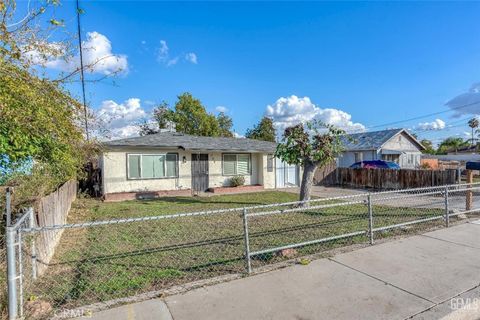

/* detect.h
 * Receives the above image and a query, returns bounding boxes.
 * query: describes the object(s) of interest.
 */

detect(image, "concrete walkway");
[80,222,480,320]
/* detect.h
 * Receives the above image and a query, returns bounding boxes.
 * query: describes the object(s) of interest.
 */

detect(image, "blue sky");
[22,1,480,143]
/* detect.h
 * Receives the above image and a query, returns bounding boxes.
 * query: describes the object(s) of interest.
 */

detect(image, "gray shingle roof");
[341,128,412,151]
[104,132,277,153]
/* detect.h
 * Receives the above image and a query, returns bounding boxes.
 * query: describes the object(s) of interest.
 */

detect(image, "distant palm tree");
[468,118,479,146]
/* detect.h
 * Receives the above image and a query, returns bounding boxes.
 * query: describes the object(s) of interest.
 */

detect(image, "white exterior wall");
[383,133,422,169]
[256,154,276,189]
[101,149,275,194]
[397,152,422,169]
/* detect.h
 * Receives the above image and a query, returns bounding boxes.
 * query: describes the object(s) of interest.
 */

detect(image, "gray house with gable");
[338,128,425,169]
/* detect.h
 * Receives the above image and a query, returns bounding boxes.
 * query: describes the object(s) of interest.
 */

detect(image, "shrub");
[230,175,245,187]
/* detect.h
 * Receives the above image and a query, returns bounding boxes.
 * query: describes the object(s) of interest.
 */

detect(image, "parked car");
[350,160,401,169]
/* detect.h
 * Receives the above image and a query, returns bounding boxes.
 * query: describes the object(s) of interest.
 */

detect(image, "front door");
[191,154,209,192]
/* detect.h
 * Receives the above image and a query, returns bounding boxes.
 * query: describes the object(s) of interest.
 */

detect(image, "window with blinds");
[127,153,178,179]
[222,154,251,176]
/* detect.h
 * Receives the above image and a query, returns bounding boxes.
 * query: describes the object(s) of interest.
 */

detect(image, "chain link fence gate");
[4,182,480,319]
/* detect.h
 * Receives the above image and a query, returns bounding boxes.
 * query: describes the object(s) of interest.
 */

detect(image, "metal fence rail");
[3,182,480,319]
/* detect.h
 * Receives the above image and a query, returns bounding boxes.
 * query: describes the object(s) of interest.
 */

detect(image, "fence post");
[6,226,18,320]
[29,208,37,280]
[444,185,450,228]
[242,208,252,274]
[6,187,12,226]
[367,194,374,245]
[466,169,473,211]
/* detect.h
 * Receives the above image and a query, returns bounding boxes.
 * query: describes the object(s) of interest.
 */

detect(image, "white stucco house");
[338,128,425,168]
[100,131,300,201]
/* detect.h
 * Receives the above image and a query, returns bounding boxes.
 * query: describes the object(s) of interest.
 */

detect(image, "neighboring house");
[338,128,425,169]
[446,145,479,155]
[100,131,300,201]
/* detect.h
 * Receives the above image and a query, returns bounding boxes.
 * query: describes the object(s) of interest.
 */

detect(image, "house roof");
[341,128,425,151]
[104,132,277,153]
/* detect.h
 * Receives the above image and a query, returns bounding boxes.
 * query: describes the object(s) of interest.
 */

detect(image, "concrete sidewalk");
[81,222,480,320]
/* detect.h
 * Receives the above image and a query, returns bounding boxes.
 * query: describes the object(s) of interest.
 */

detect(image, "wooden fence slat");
[320,168,457,190]
[34,180,77,276]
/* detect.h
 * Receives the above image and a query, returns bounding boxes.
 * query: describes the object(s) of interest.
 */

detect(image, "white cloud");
[158,40,169,58]
[265,95,365,134]
[446,83,480,117]
[233,132,245,138]
[216,106,228,113]
[157,40,179,67]
[28,32,128,75]
[97,98,147,139]
[416,118,446,131]
[185,52,198,64]
[157,40,197,67]
[167,57,179,67]
[109,125,141,139]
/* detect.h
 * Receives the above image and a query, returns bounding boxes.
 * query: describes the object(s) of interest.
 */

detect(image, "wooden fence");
[320,168,458,190]
[313,161,337,185]
[35,180,77,275]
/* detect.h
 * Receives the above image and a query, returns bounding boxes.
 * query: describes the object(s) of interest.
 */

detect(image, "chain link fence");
[3,182,480,319]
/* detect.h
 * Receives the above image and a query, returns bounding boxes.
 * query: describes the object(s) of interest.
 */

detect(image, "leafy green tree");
[217,112,234,137]
[437,137,468,154]
[0,62,92,203]
[245,117,276,142]
[142,93,234,137]
[275,121,345,204]
[153,101,174,129]
[420,139,436,154]
[172,93,220,136]
[138,101,175,136]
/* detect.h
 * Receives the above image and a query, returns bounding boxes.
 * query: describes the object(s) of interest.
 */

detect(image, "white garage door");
[276,159,299,188]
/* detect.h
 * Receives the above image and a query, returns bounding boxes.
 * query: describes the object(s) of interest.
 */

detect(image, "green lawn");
[27,191,448,317]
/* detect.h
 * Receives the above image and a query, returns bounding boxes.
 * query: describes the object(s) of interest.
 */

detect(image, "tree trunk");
[299,161,317,206]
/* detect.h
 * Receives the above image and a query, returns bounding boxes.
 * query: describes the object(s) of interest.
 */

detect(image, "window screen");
[128,154,177,179]
[142,155,165,178]
[128,155,141,178]
[223,154,251,175]
[237,154,250,175]
[166,154,177,177]
[223,154,237,175]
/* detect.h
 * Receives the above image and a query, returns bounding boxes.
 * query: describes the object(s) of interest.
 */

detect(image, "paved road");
[80,222,480,320]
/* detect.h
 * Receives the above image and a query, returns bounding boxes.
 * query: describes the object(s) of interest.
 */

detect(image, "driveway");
[81,222,480,320]
[283,185,480,212]
[279,185,367,198]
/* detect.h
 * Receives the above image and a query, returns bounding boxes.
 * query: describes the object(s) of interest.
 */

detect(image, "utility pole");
[76,0,89,141]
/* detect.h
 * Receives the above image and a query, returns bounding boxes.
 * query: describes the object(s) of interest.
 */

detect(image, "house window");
[267,154,274,172]
[223,154,251,175]
[354,152,363,163]
[382,154,400,163]
[127,153,178,179]
[407,154,415,165]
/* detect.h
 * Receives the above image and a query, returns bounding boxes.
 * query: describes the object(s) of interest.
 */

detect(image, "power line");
[365,100,480,130]
[76,0,89,141]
